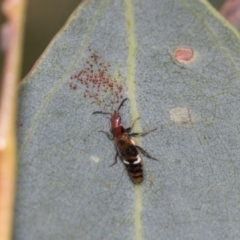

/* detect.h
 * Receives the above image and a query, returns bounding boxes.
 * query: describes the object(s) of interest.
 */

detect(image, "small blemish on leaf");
[173,47,195,63]
[169,107,191,123]
[90,155,101,163]
[148,175,153,188]
[17,122,23,127]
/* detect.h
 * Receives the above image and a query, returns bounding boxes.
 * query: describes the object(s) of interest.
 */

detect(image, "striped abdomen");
[124,156,143,184]
[117,138,143,184]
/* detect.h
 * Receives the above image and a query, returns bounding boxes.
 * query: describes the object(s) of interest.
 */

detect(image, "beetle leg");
[127,127,157,137]
[99,130,114,140]
[136,145,158,161]
[125,117,140,133]
[109,151,119,167]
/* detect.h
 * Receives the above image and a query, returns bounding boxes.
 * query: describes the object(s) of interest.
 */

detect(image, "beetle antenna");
[92,111,111,115]
[118,98,128,111]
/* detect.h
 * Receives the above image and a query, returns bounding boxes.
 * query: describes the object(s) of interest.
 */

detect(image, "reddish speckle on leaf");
[173,47,195,63]
[68,50,124,105]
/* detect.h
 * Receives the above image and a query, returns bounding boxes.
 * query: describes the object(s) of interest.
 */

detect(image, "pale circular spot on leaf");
[169,107,191,123]
[90,155,101,163]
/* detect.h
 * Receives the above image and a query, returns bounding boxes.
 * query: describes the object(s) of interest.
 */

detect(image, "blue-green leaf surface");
[15,0,240,239]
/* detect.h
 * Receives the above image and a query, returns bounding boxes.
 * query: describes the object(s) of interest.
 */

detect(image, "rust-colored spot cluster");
[69,49,123,105]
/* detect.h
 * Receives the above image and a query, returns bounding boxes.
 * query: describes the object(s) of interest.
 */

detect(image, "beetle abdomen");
[125,158,143,183]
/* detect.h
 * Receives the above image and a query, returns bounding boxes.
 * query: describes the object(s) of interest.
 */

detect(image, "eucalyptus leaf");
[15,0,240,239]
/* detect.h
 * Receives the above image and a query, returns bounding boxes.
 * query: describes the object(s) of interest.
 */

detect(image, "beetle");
[93,98,157,183]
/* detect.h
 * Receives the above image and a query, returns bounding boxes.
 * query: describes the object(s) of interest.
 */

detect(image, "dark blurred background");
[0,0,225,80]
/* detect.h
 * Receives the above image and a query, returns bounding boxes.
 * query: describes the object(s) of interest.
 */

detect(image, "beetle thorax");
[110,111,121,129]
